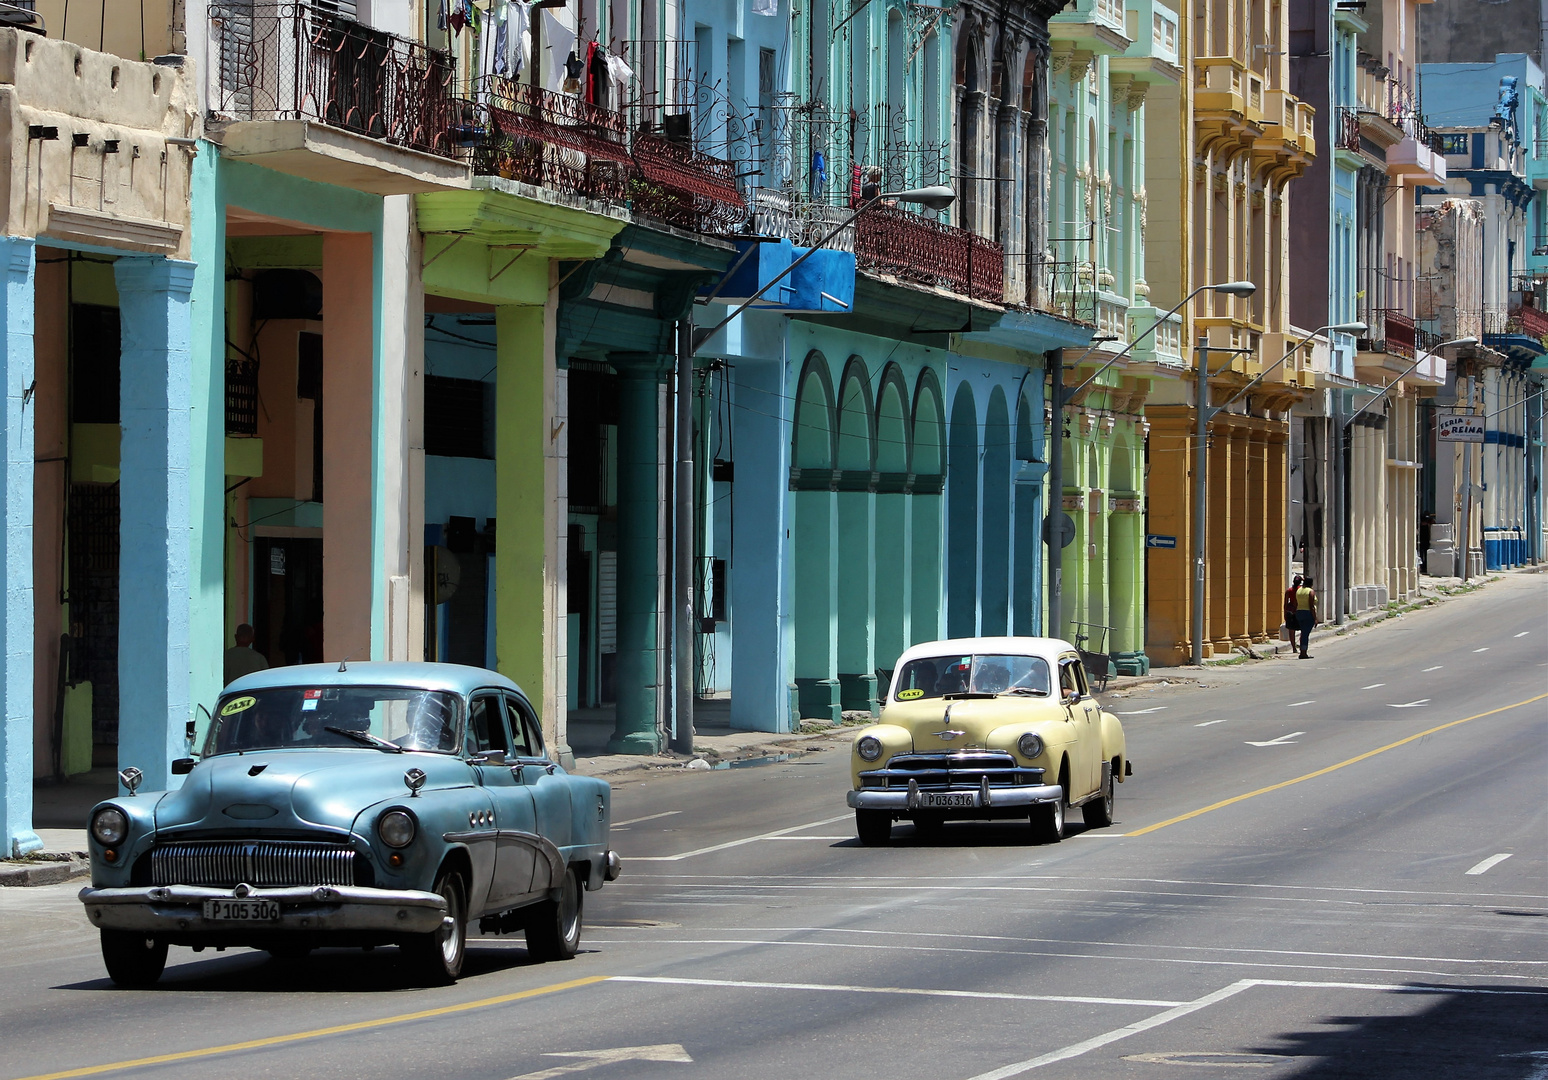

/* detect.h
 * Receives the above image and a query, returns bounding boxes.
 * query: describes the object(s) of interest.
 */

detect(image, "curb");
[0,856,89,888]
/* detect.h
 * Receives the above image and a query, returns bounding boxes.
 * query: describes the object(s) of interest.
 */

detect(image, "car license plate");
[202,899,281,921]
[918,792,977,809]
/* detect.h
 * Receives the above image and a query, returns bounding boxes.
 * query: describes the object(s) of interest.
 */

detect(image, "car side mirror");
[473,750,506,765]
[171,757,196,775]
[1063,689,1081,706]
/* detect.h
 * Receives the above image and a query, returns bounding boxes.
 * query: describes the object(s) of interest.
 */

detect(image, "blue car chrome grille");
[859,751,1045,790]
[151,841,356,887]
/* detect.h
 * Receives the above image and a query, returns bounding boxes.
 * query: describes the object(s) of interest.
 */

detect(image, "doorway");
[253,537,324,668]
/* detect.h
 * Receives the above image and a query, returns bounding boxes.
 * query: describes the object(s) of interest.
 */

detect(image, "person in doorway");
[1293,578,1319,659]
[224,623,269,686]
[1282,573,1303,635]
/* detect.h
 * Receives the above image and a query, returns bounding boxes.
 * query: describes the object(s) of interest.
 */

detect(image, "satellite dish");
[432,547,461,604]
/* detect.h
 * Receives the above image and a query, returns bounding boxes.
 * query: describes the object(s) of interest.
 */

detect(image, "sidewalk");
[5,565,1538,882]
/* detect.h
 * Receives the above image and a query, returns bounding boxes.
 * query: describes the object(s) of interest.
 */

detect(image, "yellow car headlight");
[1017,732,1044,759]
[856,735,884,762]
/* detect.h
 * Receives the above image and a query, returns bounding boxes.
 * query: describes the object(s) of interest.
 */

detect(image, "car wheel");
[1031,796,1065,844]
[101,930,168,988]
[525,866,583,962]
[855,809,892,846]
[403,868,467,985]
[1083,762,1115,829]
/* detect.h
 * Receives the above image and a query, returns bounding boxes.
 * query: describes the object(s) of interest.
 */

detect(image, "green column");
[609,353,671,754]
[1110,511,1148,675]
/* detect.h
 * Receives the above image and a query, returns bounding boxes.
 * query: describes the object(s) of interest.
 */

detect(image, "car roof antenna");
[338,653,354,673]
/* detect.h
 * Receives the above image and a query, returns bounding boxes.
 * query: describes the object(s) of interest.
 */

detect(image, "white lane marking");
[1196,719,1230,727]
[1386,700,1431,709]
[1119,707,1169,715]
[509,1046,693,1080]
[965,980,1259,1078]
[764,836,851,841]
[1246,732,1304,747]
[1361,684,1385,690]
[1123,1052,1291,1068]
[964,981,1548,1079]
[1516,631,1532,638]
[609,975,1184,1009]
[1474,648,1490,653]
[1466,853,1514,876]
[627,814,852,861]
[612,811,683,828]
[1422,665,1443,672]
[1286,701,1314,708]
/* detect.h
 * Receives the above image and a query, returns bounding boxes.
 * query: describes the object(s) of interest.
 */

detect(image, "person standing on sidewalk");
[1293,578,1319,659]
[1283,574,1303,640]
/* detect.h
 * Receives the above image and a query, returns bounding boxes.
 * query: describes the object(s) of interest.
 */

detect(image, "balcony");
[629,133,746,235]
[1114,0,1181,83]
[1194,58,1264,156]
[855,206,1004,304]
[206,2,469,193]
[1386,133,1446,185]
[472,76,633,203]
[1051,0,1133,54]
[1252,90,1314,177]
[1124,304,1185,369]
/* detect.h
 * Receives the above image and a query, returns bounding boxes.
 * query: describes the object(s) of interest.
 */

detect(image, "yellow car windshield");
[892,654,1051,700]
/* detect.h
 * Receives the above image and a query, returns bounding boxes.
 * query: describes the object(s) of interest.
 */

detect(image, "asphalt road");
[2,574,1544,1080]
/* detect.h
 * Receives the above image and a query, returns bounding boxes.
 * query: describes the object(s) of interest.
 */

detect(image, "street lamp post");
[671,185,957,751]
[1335,336,1476,613]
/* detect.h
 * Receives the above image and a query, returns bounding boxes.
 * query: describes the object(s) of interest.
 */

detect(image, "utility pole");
[1460,366,1476,582]
[1046,348,1064,639]
[671,317,695,755]
[1190,342,1210,666]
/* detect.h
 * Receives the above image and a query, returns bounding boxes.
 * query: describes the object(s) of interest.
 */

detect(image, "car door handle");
[510,764,524,782]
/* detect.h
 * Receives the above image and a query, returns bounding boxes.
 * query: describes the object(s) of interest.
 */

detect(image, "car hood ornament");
[934,729,966,741]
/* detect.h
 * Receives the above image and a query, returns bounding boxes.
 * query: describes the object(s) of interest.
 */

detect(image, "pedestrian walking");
[1293,578,1318,659]
[223,623,269,686]
[1282,573,1303,640]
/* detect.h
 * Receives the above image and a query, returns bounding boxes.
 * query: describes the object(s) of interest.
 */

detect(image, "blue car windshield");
[204,686,462,756]
[892,654,1051,700]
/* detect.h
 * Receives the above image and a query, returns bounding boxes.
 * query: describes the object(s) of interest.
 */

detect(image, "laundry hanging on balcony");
[541,9,577,93]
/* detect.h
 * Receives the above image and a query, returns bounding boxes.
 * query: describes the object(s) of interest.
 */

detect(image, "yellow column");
[1143,407,1192,666]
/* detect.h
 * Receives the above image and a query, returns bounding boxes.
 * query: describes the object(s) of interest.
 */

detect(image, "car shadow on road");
[828,820,1107,847]
[53,941,571,993]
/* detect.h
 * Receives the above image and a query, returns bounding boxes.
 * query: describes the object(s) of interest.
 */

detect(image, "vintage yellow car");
[845,637,1129,844]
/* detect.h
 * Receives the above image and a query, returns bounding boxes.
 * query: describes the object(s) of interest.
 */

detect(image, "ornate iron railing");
[207,2,460,159]
[472,75,632,201]
[1509,303,1548,339]
[1337,107,1362,153]
[630,132,746,234]
[855,205,1004,303]
[1380,309,1416,359]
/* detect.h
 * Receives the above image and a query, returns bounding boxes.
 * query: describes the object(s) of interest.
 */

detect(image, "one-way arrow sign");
[1145,534,1177,549]
[507,1045,693,1080]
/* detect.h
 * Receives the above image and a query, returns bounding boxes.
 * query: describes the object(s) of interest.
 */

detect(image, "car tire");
[855,809,892,846]
[1031,796,1065,844]
[525,866,583,962]
[1083,763,1115,829]
[101,930,168,988]
[403,869,467,985]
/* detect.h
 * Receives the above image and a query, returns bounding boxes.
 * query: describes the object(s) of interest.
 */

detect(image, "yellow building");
[1143,0,1316,665]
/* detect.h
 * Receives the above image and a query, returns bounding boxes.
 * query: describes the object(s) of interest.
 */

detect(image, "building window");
[425,375,492,459]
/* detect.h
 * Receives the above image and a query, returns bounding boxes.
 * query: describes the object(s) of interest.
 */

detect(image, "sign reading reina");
[1436,413,1484,443]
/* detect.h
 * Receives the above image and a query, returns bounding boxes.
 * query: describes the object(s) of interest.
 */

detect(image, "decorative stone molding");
[1233,180,1247,200]
[1250,188,1265,210]
[1194,162,1208,184]
[1211,172,1228,193]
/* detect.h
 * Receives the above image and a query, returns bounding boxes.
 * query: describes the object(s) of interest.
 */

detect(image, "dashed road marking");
[1196,719,1230,727]
[1287,700,1313,707]
[609,975,1185,1009]
[612,811,683,827]
[1245,732,1303,747]
[628,815,853,861]
[1422,665,1443,672]
[1516,631,1532,638]
[1386,700,1431,709]
[1361,683,1385,690]
[1466,853,1514,876]
[1474,648,1490,653]
[1119,707,1169,715]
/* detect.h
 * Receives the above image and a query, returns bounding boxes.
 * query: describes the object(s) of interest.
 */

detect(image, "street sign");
[1145,534,1177,549]
[1043,511,1076,549]
[1437,413,1484,443]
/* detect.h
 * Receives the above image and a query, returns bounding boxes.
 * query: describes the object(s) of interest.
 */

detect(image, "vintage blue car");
[78,662,620,987]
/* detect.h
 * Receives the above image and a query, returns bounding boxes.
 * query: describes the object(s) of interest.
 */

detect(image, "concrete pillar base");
[607,730,663,756]
[1112,651,1150,677]
[837,673,878,715]
[795,677,842,723]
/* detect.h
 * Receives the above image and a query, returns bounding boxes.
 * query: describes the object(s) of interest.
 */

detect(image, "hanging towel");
[584,40,599,102]
[508,0,531,78]
[604,51,633,88]
[493,4,510,75]
[541,9,576,93]
[850,162,862,208]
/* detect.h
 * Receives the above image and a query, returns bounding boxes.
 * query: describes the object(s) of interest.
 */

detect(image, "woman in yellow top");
[1293,578,1319,659]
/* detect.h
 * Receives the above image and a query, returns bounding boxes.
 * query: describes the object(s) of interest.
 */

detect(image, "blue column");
[0,237,38,856]
[115,258,197,793]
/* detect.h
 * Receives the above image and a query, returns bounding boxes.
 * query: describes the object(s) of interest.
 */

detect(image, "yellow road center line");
[1126,693,1548,837]
[11,975,610,1080]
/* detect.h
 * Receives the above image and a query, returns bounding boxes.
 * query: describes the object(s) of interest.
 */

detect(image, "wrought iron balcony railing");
[1510,303,1548,339]
[208,2,460,159]
[471,75,632,201]
[629,132,746,234]
[855,205,1004,304]
[1381,309,1416,359]
[1337,107,1361,153]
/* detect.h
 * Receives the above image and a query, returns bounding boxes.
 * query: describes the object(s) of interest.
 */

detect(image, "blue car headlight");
[91,807,128,847]
[377,809,417,849]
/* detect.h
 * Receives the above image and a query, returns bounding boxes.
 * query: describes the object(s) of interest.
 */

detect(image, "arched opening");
[835,359,876,712]
[791,354,838,720]
[946,384,980,637]
[980,387,1011,635]
[875,366,911,677]
[910,371,945,643]
[1012,388,1043,634]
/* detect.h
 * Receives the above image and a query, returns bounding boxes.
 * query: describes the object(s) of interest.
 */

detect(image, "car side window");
[1073,661,1091,697]
[1059,660,1081,700]
[465,694,509,756]
[505,693,546,759]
